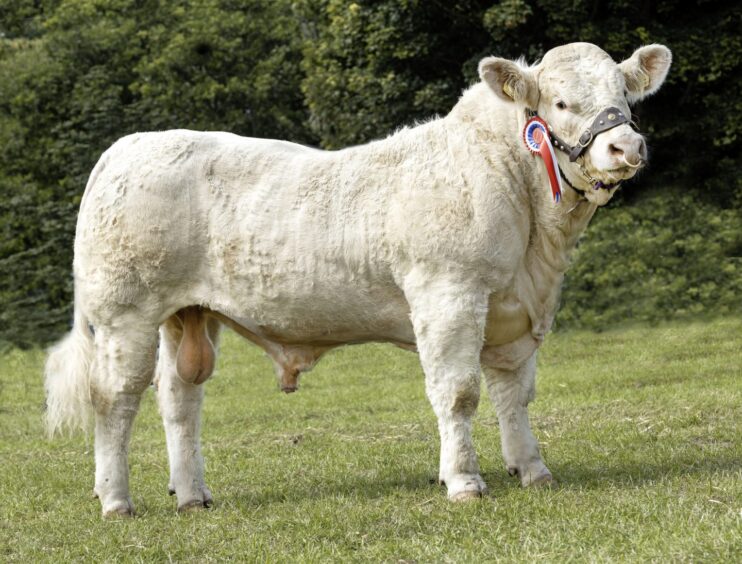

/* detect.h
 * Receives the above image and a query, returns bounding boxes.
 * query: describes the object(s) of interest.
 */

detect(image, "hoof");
[507,462,555,488]
[519,466,556,488]
[528,471,557,488]
[177,498,213,513]
[170,484,213,510]
[444,473,488,501]
[450,490,484,502]
[102,500,135,519]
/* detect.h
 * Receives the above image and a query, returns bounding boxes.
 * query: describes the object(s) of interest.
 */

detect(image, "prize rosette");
[523,116,563,203]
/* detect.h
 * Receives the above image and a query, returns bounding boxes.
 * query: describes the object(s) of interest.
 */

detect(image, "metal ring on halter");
[577,130,593,148]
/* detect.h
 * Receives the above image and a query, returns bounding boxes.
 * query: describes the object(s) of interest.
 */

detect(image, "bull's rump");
[73,130,411,342]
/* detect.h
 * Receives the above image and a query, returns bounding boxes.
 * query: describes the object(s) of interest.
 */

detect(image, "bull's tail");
[44,302,95,436]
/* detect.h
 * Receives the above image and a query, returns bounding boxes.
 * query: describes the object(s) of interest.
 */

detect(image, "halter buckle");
[577,130,593,148]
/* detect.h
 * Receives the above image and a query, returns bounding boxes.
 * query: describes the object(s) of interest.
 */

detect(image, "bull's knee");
[451,382,480,416]
[176,307,215,385]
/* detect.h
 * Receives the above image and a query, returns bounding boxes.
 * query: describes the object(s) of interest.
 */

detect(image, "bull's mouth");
[584,162,642,189]
[605,164,642,180]
[591,170,636,190]
[558,153,646,201]
[561,166,623,193]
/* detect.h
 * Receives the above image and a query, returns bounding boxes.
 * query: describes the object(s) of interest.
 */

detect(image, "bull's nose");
[608,136,646,166]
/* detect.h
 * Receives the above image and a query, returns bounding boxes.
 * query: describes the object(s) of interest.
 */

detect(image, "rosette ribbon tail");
[523,117,564,203]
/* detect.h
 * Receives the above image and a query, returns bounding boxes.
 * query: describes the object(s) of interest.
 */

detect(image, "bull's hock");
[44,42,671,516]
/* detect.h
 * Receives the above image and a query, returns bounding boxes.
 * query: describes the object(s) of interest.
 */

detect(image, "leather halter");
[524,106,636,197]
[530,106,633,162]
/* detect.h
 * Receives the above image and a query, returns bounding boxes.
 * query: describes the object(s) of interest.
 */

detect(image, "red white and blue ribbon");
[523,116,563,203]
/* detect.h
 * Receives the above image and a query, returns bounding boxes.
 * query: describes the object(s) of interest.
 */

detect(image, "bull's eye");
[555,100,567,110]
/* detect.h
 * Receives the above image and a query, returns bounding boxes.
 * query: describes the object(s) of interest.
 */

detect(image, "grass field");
[1,318,740,562]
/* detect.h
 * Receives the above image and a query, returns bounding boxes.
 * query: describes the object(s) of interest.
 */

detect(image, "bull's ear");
[479,57,538,108]
[619,44,672,104]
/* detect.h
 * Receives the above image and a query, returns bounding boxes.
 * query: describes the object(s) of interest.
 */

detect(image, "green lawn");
[1,318,740,562]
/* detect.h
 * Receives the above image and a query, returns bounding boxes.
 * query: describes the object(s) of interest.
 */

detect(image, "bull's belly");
[211,277,535,354]
[206,279,416,346]
[213,290,538,375]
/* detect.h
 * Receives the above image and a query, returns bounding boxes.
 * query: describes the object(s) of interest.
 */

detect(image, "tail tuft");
[44,309,94,436]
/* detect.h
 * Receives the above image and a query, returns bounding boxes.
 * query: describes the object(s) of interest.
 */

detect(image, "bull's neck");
[450,84,598,337]
[522,185,596,337]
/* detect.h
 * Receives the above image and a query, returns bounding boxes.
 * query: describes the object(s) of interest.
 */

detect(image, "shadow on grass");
[546,450,741,490]
[224,449,740,509]
[230,470,445,508]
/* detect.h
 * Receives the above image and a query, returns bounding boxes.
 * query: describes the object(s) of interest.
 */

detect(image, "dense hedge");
[559,192,742,329]
[1,1,740,348]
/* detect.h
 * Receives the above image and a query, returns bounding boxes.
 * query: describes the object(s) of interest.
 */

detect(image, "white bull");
[45,42,671,516]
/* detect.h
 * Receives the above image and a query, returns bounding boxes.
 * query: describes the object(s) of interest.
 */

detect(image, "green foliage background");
[1,0,740,348]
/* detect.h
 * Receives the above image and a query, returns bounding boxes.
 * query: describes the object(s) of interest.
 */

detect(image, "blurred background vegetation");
[0,0,740,349]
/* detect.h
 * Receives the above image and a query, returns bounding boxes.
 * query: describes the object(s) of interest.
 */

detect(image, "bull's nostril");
[608,144,624,156]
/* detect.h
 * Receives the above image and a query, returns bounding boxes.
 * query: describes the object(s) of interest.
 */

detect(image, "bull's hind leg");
[155,311,220,511]
[406,275,489,501]
[483,353,553,487]
[92,324,158,517]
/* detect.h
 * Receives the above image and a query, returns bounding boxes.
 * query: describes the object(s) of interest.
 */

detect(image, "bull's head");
[479,42,672,205]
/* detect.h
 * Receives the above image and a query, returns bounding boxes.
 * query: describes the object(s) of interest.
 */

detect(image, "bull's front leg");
[482,353,553,487]
[405,275,489,501]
